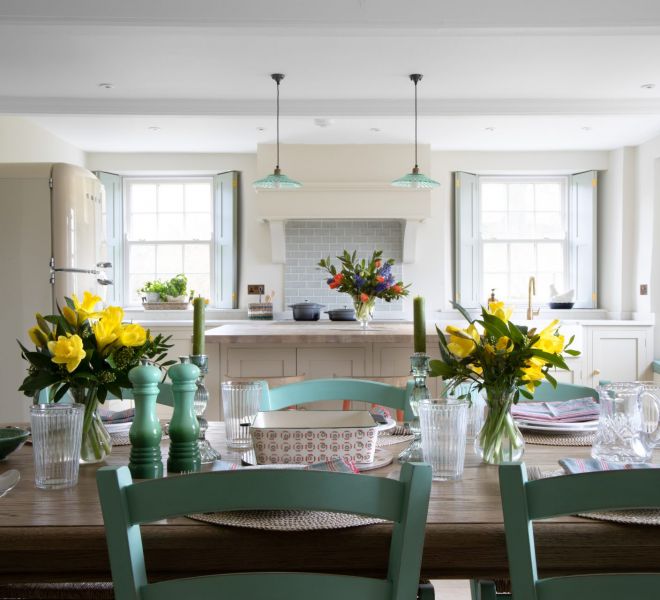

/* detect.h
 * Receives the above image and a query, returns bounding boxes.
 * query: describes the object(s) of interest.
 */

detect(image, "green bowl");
[0,427,29,460]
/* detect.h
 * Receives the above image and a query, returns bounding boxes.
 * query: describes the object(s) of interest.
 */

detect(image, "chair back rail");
[261,378,415,421]
[533,382,598,402]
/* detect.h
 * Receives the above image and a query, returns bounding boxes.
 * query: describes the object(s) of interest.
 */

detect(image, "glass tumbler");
[30,403,84,489]
[419,399,468,480]
[221,381,263,448]
[442,381,485,441]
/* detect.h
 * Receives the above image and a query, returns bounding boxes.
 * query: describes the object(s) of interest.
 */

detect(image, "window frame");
[477,175,570,306]
[122,176,216,308]
[454,171,597,310]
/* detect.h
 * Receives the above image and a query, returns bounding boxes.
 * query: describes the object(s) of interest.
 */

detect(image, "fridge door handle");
[97,278,113,286]
[49,257,99,276]
[97,262,112,268]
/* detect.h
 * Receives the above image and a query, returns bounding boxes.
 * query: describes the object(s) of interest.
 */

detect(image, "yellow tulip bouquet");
[18,291,173,463]
[429,301,578,464]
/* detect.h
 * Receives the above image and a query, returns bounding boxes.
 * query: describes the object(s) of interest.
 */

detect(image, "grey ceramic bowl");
[0,427,29,460]
[549,302,575,309]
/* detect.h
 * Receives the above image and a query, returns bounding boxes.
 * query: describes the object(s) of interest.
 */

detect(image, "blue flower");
[354,274,365,289]
[326,277,334,284]
[375,282,388,293]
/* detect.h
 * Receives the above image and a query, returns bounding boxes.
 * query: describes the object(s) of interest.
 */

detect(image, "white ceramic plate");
[516,421,598,434]
[376,417,396,434]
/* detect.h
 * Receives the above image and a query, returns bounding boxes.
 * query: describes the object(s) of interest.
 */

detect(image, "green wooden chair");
[97,462,433,600]
[494,462,660,600]
[260,378,416,421]
[533,381,598,402]
[36,382,174,406]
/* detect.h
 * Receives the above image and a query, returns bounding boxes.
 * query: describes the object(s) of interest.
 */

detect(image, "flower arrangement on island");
[429,300,579,464]
[318,250,409,327]
[18,291,174,463]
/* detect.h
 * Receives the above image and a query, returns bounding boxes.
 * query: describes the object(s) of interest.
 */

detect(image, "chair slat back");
[533,381,598,402]
[499,463,660,600]
[97,462,431,600]
[261,378,414,420]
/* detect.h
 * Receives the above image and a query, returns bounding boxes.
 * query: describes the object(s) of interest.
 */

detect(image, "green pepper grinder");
[167,357,201,474]
[128,361,163,479]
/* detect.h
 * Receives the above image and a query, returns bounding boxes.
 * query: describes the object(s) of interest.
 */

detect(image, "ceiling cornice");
[4,97,660,117]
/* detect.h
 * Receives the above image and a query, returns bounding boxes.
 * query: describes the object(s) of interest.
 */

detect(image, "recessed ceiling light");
[641,83,656,89]
[485,126,496,131]
[256,126,266,132]
[581,126,592,131]
[98,82,114,89]
[147,126,161,132]
[370,127,381,132]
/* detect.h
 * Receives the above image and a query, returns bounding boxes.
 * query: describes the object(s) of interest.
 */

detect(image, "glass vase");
[474,387,524,465]
[70,386,112,465]
[353,296,376,329]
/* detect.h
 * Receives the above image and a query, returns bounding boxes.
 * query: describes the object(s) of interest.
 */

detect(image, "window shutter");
[94,171,122,306]
[454,171,480,308]
[568,171,597,308]
[214,171,239,308]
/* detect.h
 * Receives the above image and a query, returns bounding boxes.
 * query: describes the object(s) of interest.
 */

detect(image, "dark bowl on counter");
[289,301,325,321]
[325,307,356,321]
[548,302,575,309]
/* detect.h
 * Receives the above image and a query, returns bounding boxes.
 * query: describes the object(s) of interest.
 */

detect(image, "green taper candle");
[413,296,426,353]
[192,296,205,356]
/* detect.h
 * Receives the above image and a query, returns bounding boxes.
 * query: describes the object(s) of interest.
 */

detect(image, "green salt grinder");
[167,357,201,474]
[128,361,163,479]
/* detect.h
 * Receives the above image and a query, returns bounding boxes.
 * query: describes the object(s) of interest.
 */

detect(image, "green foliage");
[139,274,188,301]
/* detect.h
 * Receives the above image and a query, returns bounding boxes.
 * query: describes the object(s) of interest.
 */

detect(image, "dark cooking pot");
[325,307,356,321]
[289,301,325,321]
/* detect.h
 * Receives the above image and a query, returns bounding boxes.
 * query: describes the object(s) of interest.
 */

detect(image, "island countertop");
[204,321,430,344]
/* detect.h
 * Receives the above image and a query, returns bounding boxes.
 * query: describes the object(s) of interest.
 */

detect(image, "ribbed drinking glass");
[419,400,468,480]
[221,381,262,448]
[30,403,84,489]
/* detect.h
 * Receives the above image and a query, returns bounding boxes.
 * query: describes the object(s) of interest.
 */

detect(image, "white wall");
[0,116,85,165]
[85,152,282,311]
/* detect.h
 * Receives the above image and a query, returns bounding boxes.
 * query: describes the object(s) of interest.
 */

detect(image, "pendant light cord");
[276,77,280,170]
[414,77,418,169]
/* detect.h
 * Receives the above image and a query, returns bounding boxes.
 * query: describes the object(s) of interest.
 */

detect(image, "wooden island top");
[204,321,440,345]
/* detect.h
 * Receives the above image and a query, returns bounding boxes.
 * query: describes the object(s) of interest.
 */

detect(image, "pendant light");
[391,74,439,189]
[253,73,302,189]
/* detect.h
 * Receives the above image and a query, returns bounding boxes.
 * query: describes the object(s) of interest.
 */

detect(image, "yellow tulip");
[93,319,119,353]
[532,320,564,354]
[446,324,480,359]
[28,326,48,348]
[486,301,513,323]
[495,336,513,353]
[71,291,102,320]
[521,361,545,392]
[118,324,147,347]
[48,334,86,373]
[62,306,78,326]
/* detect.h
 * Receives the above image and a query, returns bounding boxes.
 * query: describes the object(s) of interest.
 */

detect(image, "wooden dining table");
[0,423,659,585]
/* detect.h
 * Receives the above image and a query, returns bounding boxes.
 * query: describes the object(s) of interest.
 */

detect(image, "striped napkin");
[212,457,359,474]
[99,407,134,424]
[559,458,657,473]
[512,398,599,423]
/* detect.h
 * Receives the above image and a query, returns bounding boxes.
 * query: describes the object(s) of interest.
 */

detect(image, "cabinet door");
[296,346,367,378]
[588,328,650,385]
[227,348,296,378]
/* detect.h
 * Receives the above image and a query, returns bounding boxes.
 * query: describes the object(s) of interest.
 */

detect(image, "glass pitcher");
[636,381,660,448]
[592,383,660,463]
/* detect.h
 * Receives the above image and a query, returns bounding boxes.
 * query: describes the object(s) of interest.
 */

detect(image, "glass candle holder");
[398,352,430,463]
[190,354,221,463]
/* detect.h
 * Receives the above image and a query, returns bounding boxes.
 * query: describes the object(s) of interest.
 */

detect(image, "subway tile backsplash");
[284,220,405,314]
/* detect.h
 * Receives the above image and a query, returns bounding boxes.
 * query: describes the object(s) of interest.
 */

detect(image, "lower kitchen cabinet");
[585,326,653,386]
[296,346,369,378]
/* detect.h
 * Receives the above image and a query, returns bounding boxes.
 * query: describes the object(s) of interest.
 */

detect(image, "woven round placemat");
[377,432,415,447]
[531,467,660,526]
[523,431,595,446]
[187,510,387,531]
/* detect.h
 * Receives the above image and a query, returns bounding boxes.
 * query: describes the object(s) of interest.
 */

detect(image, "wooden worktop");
[204,322,440,344]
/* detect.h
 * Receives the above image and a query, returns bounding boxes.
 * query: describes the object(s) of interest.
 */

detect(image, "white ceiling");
[4,0,660,152]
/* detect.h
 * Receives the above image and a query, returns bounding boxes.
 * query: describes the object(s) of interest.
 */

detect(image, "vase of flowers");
[429,301,578,465]
[318,250,409,328]
[18,291,174,464]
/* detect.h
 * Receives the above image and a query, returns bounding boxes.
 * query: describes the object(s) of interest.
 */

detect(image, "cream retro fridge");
[0,163,111,422]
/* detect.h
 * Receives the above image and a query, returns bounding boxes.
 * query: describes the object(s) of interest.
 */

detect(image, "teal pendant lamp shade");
[392,74,439,189]
[254,74,302,189]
